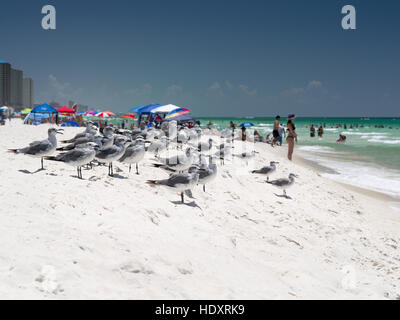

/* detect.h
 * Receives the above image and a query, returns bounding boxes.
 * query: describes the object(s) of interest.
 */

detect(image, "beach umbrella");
[165,107,191,119]
[104,110,116,116]
[240,122,254,128]
[0,106,8,110]
[122,114,136,119]
[95,112,113,118]
[85,110,98,116]
[21,108,32,114]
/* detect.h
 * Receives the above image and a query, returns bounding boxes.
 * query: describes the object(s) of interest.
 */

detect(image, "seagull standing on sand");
[146,136,168,156]
[8,128,64,170]
[153,147,195,172]
[267,173,298,198]
[147,172,200,203]
[190,156,218,192]
[44,142,100,179]
[61,124,97,144]
[95,136,130,176]
[119,138,146,174]
[197,138,214,153]
[252,161,279,181]
[100,127,115,150]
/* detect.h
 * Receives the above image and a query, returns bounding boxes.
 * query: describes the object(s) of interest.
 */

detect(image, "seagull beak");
[56,129,64,134]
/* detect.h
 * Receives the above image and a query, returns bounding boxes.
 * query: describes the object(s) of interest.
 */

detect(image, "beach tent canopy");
[129,105,147,113]
[162,114,194,123]
[57,106,75,114]
[151,104,181,114]
[139,103,163,114]
[0,106,8,110]
[31,104,58,114]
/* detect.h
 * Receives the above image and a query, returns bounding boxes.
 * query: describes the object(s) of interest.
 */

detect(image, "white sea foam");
[342,131,385,136]
[299,146,336,154]
[360,135,387,140]
[368,139,400,144]
[299,148,400,199]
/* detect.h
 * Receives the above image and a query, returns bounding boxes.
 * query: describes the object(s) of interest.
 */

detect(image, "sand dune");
[0,122,399,299]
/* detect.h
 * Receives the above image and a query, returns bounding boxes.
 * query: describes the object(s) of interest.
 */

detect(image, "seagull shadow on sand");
[18,168,45,175]
[170,200,202,210]
[274,193,292,200]
[109,173,128,180]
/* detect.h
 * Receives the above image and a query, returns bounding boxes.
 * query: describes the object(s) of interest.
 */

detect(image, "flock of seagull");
[8,121,298,202]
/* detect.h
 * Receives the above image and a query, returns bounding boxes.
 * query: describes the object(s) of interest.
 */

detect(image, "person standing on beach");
[271,116,281,147]
[286,114,297,161]
[278,123,285,146]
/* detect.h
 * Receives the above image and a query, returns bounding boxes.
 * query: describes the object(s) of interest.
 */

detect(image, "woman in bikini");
[286,114,297,161]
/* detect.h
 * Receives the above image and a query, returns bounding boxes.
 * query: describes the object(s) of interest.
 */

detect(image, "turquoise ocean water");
[197,117,400,201]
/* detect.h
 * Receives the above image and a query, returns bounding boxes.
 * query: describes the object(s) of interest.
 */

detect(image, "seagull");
[44,142,100,179]
[95,136,130,176]
[147,172,200,203]
[100,127,115,150]
[119,139,146,174]
[8,128,64,170]
[153,147,195,172]
[215,142,231,165]
[190,156,217,192]
[146,136,168,156]
[197,138,214,153]
[234,150,257,165]
[252,161,279,181]
[61,124,97,144]
[57,134,99,151]
[267,173,298,198]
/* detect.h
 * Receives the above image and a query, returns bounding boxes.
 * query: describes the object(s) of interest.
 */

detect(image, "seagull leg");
[203,185,206,192]
[77,167,80,179]
[41,157,44,170]
[129,164,131,173]
[136,163,139,175]
[181,192,184,204]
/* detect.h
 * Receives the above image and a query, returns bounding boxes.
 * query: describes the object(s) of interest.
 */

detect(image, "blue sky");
[1,0,399,116]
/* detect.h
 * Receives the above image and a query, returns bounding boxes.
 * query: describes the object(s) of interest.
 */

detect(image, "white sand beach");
[0,121,399,300]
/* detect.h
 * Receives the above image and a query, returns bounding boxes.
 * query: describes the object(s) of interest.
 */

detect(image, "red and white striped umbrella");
[95,112,113,118]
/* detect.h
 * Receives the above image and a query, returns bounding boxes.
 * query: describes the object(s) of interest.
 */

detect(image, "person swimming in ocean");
[337,134,347,143]
[310,124,316,137]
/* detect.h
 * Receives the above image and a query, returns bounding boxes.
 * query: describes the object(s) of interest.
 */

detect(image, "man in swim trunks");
[271,116,281,147]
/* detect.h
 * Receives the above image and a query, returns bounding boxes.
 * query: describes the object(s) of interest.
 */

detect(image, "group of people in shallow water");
[229,114,298,161]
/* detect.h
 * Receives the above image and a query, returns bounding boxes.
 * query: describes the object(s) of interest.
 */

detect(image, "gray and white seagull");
[267,173,298,199]
[147,171,200,203]
[8,128,64,170]
[252,161,279,181]
[44,142,100,179]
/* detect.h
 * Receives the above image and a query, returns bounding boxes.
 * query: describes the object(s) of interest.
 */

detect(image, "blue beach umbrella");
[240,122,254,128]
